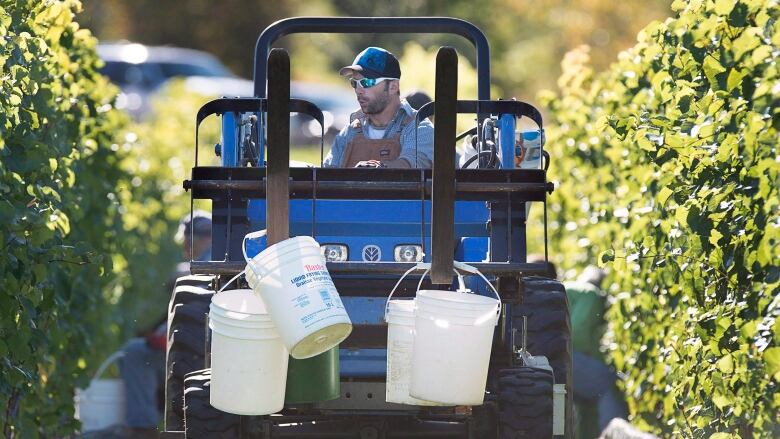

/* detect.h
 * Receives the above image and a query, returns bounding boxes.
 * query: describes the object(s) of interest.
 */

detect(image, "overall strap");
[394,113,414,135]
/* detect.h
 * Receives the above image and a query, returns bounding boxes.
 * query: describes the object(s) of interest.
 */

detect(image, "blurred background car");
[98,42,353,146]
[183,76,355,147]
[98,42,234,116]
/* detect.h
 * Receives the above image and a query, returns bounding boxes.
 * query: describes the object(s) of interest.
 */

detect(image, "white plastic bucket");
[209,289,289,415]
[385,299,446,406]
[74,351,126,432]
[243,234,352,359]
[385,262,501,406]
[410,289,500,405]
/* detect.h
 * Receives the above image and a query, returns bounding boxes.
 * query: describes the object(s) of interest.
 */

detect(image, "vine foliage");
[0,1,187,435]
[540,0,779,436]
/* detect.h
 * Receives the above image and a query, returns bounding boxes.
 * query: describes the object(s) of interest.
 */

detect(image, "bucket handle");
[91,350,125,383]
[217,268,248,293]
[216,229,269,294]
[242,229,267,263]
[384,261,501,321]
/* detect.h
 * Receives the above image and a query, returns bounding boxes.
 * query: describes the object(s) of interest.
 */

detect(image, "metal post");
[266,49,290,245]
[430,47,457,284]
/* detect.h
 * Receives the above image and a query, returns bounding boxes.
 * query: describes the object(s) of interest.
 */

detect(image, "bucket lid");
[212,289,269,315]
[416,290,499,326]
[251,236,321,268]
[208,309,276,327]
[417,290,499,309]
[208,317,282,339]
[386,299,415,325]
[387,299,415,315]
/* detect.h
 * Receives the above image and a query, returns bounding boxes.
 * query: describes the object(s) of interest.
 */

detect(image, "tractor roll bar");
[416,100,545,131]
[196,98,324,128]
[193,97,324,166]
[253,17,490,100]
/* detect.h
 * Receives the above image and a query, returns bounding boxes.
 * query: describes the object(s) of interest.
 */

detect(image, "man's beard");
[363,90,390,115]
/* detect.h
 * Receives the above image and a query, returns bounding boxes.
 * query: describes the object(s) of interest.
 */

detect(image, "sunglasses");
[349,77,398,89]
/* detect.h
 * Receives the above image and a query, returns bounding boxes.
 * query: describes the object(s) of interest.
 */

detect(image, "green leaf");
[731,28,762,60]
[751,45,772,64]
[675,205,689,225]
[714,0,735,16]
[657,187,674,205]
[598,249,615,267]
[716,354,733,373]
[635,129,657,152]
[726,68,747,91]
[709,228,723,246]
[764,347,780,381]
[712,393,731,410]
[703,56,726,85]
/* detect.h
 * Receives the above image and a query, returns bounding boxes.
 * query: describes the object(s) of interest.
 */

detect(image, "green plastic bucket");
[284,346,340,403]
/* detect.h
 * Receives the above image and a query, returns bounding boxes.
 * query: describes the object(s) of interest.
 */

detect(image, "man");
[323,47,434,168]
[112,211,212,437]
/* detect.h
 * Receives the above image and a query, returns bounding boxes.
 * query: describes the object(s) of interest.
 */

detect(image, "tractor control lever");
[512,315,534,365]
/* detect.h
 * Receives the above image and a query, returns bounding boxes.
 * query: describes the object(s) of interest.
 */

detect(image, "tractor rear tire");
[511,276,573,438]
[164,275,214,431]
[183,369,241,438]
[497,367,554,438]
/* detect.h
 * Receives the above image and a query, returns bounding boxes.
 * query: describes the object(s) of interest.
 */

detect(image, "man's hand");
[354,160,386,168]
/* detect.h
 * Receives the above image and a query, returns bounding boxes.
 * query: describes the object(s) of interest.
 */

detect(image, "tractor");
[161,16,573,439]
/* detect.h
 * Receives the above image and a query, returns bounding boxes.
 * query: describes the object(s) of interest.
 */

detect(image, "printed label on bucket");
[287,264,344,329]
[292,294,311,309]
[320,290,333,308]
[289,263,333,288]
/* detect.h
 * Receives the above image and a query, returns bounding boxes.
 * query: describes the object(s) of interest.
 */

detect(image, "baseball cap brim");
[339,65,383,79]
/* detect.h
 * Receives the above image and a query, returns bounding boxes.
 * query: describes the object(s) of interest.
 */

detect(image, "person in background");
[402,89,432,111]
[529,256,628,436]
[105,211,212,438]
[565,266,628,435]
[323,47,434,168]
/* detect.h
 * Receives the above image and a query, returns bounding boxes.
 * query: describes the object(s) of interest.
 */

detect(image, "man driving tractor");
[323,47,434,168]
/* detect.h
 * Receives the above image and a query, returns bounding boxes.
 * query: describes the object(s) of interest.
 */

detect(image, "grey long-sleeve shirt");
[323,100,434,168]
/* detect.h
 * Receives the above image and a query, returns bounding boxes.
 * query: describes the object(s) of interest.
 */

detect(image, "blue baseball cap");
[339,47,401,79]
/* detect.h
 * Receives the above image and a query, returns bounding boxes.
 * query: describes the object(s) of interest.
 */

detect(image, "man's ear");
[389,80,400,94]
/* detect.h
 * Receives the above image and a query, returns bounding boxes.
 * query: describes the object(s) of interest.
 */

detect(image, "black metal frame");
[253,17,490,100]
[185,166,552,278]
